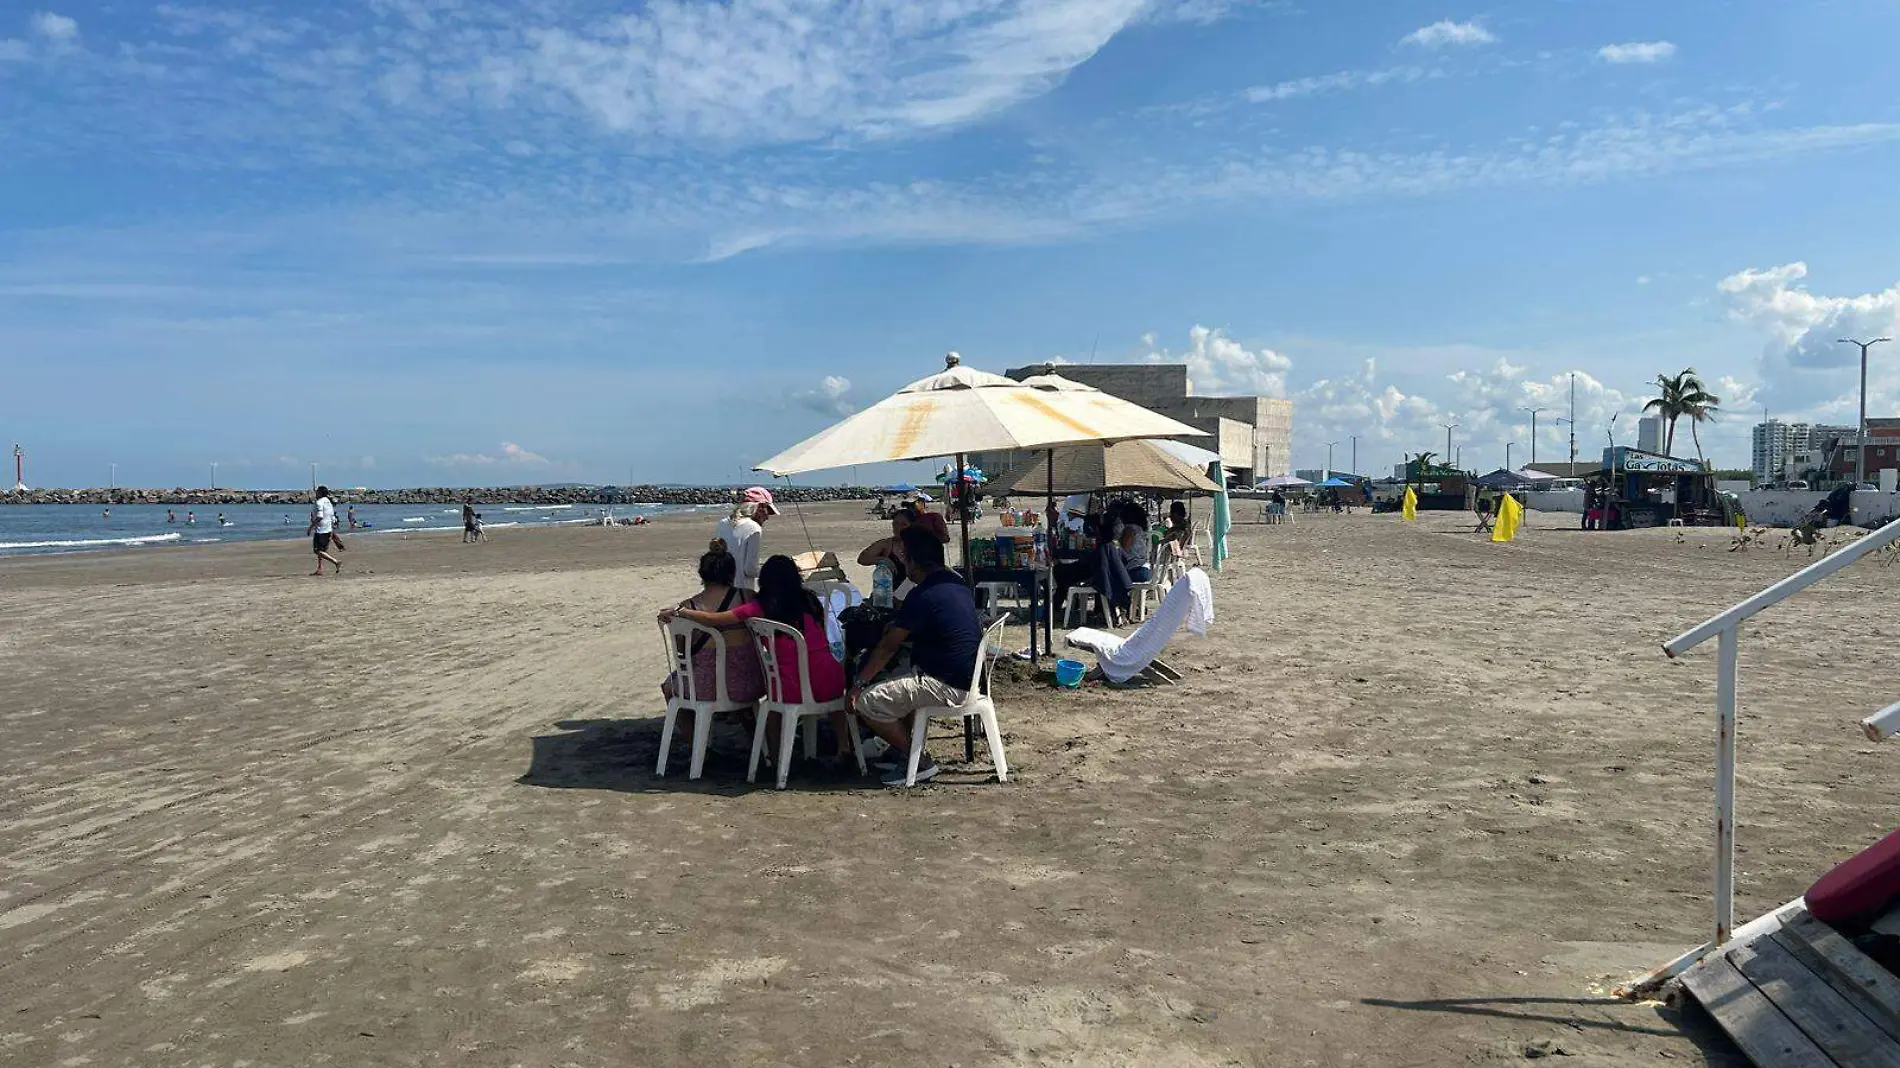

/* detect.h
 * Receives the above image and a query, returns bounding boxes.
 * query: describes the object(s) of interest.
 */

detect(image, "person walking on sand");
[307,485,343,576]
[463,502,479,543]
[714,486,778,592]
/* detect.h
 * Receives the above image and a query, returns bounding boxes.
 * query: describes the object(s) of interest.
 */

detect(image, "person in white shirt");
[307,485,343,576]
[714,486,778,592]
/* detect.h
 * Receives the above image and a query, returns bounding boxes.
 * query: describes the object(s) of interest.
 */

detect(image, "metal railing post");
[1714,626,1738,946]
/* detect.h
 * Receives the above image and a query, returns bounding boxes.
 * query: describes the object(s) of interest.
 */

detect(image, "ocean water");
[0,502,714,558]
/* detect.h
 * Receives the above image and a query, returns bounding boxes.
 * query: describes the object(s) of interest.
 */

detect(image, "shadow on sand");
[516,717,1001,795]
[1360,995,1742,1061]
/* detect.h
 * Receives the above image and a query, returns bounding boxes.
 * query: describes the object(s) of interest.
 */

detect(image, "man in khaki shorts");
[851,524,983,786]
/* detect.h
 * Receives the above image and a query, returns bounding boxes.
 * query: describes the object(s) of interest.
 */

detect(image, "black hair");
[698,544,737,586]
[1169,501,1188,519]
[756,555,822,628]
[899,523,946,570]
[315,485,330,497]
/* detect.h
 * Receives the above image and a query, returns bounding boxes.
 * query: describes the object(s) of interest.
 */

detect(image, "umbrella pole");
[1044,448,1055,662]
[956,451,974,588]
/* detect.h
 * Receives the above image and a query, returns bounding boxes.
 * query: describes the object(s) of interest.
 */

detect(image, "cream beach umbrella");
[753,355,1205,662]
[753,360,1204,477]
[989,438,1223,497]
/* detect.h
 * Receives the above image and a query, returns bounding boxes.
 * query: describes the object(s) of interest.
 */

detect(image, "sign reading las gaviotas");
[1604,446,1706,474]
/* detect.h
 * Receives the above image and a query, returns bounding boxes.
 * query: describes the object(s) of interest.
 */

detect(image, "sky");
[5,0,1900,488]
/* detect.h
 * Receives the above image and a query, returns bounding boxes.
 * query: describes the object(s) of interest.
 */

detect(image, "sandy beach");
[4,502,1898,1066]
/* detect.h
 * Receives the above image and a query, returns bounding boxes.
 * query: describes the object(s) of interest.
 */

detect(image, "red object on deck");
[1807,826,1900,926]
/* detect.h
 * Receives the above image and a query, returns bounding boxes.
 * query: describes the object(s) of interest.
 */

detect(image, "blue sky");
[5,0,1900,488]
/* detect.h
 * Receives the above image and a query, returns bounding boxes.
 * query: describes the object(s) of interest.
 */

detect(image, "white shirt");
[312,497,335,535]
[716,515,763,591]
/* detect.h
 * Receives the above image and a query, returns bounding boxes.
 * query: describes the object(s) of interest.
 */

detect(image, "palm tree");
[1644,368,1721,458]
[1677,373,1721,464]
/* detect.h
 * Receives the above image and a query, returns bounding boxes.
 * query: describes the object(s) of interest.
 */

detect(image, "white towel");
[1186,567,1214,636]
[1066,569,1213,683]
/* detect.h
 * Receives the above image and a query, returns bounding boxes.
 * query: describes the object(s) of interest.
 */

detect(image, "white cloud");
[428,441,553,467]
[1142,325,1291,397]
[1598,41,1677,65]
[1245,66,1426,103]
[1289,352,1638,471]
[793,375,856,417]
[1718,262,1900,412]
[29,11,77,43]
[521,0,1151,145]
[1400,20,1495,49]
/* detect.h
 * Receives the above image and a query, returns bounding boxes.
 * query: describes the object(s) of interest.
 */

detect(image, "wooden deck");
[1680,906,1900,1067]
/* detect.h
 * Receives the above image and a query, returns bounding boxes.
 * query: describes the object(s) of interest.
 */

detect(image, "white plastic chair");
[902,618,1010,787]
[746,618,865,790]
[1151,540,1185,588]
[657,618,756,779]
[1063,585,1100,627]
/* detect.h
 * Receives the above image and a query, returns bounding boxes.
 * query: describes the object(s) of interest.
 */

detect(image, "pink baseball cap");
[743,486,780,515]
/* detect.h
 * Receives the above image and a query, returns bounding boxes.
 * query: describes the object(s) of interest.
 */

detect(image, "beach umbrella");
[1209,461,1231,572]
[753,355,1206,617]
[990,438,1223,497]
[1317,476,1355,488]
[1152,438,1225,474]
[1261,474,1312,489]
[754,359,1203,477]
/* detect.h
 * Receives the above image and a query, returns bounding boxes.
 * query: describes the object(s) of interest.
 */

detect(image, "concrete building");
[1637,415,1665,454]
[985,363,1295,490]
[1751,420,1804,484]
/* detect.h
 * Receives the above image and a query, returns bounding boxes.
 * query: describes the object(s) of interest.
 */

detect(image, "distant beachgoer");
[308,485,342,576]
[283,514,291,525]
[167,509,177,524]
[714,486,778,592]
[463,502,479,543]
[1166,501,1191,547]
[186,511,196,525]
[347,504,358,531]
[216,512,229,526]
[102,509,110,520]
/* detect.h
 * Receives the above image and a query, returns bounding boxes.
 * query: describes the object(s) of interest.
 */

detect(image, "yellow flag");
[1492,493,1523,543]
[1402,485,1418,521]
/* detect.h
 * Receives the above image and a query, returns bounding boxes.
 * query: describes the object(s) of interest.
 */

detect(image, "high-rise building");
[1752,421,1802,483]
[1637,416,1665,454]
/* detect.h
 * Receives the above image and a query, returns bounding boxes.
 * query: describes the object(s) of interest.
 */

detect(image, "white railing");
[1634,515,1900,994]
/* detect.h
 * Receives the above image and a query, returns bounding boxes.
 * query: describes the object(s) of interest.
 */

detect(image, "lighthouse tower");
[12,443,25,493]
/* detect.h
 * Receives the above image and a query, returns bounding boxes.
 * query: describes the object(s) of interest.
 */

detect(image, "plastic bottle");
[872,562,894,608]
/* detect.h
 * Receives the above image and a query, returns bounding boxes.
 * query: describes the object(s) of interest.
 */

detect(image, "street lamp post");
[1839,337,1891,486]
[1323,440,1338,480]
[1519,407,1547,466]
[1505,442,1515,470]
[209,462,218,490]
[1350,435,1358,478]
[1441,423,1459,467]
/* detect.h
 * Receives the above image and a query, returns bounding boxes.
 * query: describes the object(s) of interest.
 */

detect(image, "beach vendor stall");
[1600,446,1720,529]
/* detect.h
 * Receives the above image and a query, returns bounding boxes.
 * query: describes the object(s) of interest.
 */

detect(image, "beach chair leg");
[776,712,799,791]
[656,707,678,777]
[847,714,868,775]
[688,708,714,780]
[746,709,770,783]
[1147,659,1184,684]
[979,708,1008,783]
[906,711,929,787]
[802,717,819,761]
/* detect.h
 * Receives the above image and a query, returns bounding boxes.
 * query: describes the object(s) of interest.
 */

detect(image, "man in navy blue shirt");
[852,523,983,786]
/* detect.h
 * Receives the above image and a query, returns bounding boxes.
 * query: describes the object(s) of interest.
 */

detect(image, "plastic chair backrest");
[964,616,1008,703]
[661,617,732,706]
[1153,540,1179,572]
[747,616,817,707]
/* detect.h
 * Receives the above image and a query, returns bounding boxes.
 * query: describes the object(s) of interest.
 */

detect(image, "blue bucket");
[1054,659,1086,689]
